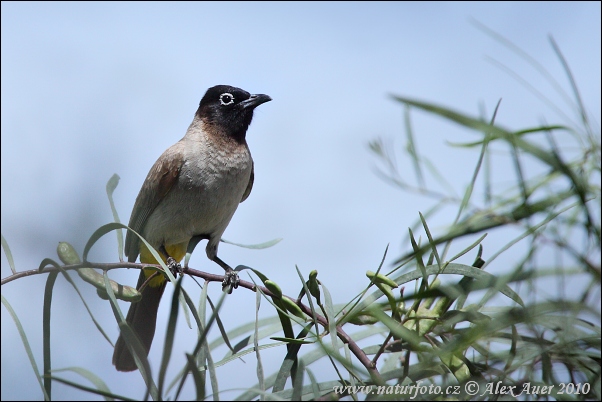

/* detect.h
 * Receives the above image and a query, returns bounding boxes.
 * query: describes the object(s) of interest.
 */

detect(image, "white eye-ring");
[219,92,235,106]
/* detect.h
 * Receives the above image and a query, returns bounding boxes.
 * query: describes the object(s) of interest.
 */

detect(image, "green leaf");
[255,291,265,400]
[220,237,283,249]
[186,353,205,401]
[395,263,524,307]
[105,174,124,261]
[270,337,314,345]
[43,272,58,400]
[1,234,16,274]
[2,294,49,400]
[102,272,157,398]
[158,276,182,398]
[51,367,115,401]
[48,376,133,401]
[39,258,114,345]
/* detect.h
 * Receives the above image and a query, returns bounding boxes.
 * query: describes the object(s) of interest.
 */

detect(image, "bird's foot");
[222,269,240,294]
[166,257,183,277]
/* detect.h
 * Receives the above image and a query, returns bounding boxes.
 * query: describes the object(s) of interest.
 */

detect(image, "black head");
[196,85,271,140]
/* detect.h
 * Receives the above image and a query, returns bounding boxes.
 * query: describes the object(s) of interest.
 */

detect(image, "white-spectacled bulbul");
[112,85,271,372]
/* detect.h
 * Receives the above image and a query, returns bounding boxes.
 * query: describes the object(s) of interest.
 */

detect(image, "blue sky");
[2,2,600,400]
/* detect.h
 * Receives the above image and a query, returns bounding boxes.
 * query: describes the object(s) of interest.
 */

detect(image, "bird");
[112,85,271,372]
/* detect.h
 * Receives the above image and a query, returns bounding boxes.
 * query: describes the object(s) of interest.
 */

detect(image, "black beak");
[241,94,272,109]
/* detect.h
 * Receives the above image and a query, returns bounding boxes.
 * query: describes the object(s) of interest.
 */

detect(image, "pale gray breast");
[143,133,252,247]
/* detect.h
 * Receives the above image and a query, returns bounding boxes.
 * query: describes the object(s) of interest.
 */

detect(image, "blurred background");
[2,2,600,400]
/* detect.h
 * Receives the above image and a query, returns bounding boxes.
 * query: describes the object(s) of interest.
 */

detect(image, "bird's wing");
[241,160,254,203]
[124,148,185,262]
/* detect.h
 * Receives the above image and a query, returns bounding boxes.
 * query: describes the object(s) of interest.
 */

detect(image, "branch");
[2,261,382,382]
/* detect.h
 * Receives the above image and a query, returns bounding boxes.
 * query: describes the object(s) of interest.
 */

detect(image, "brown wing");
[241,161,254,203]
[124,149,184,262]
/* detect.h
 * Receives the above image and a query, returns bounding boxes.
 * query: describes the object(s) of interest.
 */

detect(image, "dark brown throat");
[201,120,249,148]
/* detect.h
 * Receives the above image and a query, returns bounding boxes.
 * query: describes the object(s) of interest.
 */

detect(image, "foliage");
[2,32,600,400]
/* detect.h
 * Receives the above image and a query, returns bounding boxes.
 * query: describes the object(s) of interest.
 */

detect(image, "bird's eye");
[219,93,235,106]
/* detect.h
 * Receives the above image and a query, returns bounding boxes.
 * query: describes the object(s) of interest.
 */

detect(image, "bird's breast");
[143,139,252,246]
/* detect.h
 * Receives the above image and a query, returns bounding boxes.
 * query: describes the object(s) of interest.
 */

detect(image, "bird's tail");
[112,270,167,372]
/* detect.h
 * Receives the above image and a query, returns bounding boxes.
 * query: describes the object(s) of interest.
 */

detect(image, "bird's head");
[196,85,271,141]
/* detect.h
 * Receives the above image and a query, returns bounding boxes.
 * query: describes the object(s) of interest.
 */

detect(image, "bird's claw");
[166,257,183,277]
[222,270,240,294]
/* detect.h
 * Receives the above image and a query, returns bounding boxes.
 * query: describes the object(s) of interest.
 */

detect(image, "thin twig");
[2,262,383,383]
